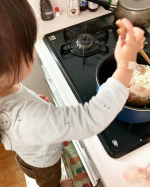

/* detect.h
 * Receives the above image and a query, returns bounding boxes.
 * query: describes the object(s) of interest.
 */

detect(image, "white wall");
[28,0,118,18]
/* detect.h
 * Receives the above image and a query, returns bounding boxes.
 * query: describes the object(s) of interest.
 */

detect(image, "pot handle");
[87,0,116,11]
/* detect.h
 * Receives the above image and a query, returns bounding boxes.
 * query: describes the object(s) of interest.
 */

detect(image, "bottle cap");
[55,7,59,12]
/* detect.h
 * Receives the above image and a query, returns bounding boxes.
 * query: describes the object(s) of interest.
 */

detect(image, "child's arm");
[21,80,128,144]
[16,19,145,144]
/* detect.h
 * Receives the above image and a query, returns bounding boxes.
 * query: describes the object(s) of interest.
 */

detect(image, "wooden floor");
[0,143,26,187]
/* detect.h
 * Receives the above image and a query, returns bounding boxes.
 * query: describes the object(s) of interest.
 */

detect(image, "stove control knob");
[112,140,118,147]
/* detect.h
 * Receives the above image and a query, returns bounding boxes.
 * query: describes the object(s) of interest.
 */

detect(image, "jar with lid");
[67,0,80,18]
[88,2,98,12]
[80,0,88,11]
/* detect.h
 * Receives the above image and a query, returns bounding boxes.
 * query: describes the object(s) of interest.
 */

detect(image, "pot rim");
[96,50,150,112]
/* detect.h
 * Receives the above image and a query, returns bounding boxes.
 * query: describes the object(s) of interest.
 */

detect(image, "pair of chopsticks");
[116,19,150,65]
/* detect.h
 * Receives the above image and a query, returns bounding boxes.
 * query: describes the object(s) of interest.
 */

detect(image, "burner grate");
[60,29,110,65]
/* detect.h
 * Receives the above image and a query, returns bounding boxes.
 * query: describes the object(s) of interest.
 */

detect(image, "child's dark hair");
[0,0,37,83]
[0,0,37,143]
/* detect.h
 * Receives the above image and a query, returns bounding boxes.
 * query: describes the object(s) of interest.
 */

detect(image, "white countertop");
[28,1,150,187]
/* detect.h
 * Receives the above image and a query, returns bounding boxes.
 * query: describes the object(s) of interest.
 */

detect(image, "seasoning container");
[80,0,88,11]
[67,0,80,18]
[88,2,98,12]
[55,7,60,17]
[40,0,54,21]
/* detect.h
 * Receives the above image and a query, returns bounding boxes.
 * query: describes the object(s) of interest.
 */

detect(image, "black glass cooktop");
[44,13,150,158]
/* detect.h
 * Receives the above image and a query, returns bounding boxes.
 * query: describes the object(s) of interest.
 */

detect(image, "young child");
[0,0,145,187]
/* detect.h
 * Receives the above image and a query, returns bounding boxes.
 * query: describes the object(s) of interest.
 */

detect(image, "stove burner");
[70,34,104,57]
[60,29,110,65]
[76,33,93,49]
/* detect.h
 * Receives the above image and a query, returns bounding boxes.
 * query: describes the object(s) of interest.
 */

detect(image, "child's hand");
[113,19,145,87]
[38,94,48,102]
[115,18,145,70]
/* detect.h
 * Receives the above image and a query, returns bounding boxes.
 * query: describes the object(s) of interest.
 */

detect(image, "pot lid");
[119,0,150,11]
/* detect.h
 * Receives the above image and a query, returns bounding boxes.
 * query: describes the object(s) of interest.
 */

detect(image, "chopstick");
[116,19,150,65]
[140,50,150,64]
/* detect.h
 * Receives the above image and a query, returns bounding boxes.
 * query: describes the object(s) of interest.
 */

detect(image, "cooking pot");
[87,0,150,28]
[96,50,150,123]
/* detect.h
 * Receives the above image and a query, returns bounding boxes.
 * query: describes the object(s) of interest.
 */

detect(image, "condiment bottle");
[88,2,98,12]
[40,0,54,21]
[55,7,60,17]
[67,0,80,18]
[80,0,88,11]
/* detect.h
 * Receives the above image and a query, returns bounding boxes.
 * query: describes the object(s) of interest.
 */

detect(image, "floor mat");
[62,141,93,187]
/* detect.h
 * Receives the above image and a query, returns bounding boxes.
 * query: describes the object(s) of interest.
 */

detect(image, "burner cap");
[76,33,93,49]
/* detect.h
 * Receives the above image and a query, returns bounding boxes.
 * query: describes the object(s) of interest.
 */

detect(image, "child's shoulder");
[0,84,49,119]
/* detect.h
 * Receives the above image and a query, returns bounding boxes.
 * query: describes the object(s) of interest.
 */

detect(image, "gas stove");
[44,13,150,158]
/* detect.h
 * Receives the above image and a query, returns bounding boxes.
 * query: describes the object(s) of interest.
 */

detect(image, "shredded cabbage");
[133,65,150,90]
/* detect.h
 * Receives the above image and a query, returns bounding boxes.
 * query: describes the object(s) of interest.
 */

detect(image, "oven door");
[41,64,100,186]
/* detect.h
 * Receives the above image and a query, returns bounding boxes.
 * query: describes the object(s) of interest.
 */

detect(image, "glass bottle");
[88,2,98,12]
[67,0,80,18]
[80,0,88,11]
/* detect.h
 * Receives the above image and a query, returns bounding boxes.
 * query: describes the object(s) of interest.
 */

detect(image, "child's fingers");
[122,18,134,43]
[38,94,49,102]
[133,28,145,52]
[139,45,144,52]
[139,40,145,52]
[141,36,146,43]
[116,35,125,49]
[140,37,146,46]
[133,27,145,38]
[133,27,144,36]
[139,37,146,50]
[133,27,145,44]
[38,94,45,98]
